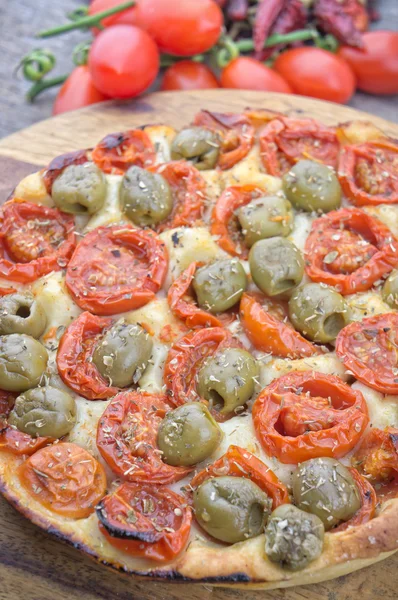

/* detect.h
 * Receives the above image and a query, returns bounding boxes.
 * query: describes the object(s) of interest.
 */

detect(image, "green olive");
[8,385,76,438]
[93,322,153,388]
[0,293,46,338]
[157,403,222,466]
[170,127,220,170]
[120,165,173,227]
[289,283,348,343]
[196,347,259,416]
[52,163,106,214]
[292,458,361,531]
[192,259,247,314]
[194,476,272,543]
[282,160,341,213]
[382,269,398,308]
[237,195,293,247]
[0,334,48,392]
[249,237,304,297]
[264,504,324,571]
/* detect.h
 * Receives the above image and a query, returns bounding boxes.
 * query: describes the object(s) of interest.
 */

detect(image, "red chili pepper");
[258,0,308,61]
[227,0,249,21]
[314,0,369,48]
[253,0,286,55]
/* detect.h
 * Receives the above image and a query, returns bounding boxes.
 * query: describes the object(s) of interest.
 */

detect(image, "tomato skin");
[88,25,159,99]
[253,371,369,464]
[240,292,318,359]
[89,0,138,34]
[221,57,292,94]
[135,0,223,56]
[92,129,156,175]
[273,47,356,104]
[338,31,398,95]
[19,442,107,519]
[305,207,398,295]
[97,483,192,561]
[190,445,289,509]
[53,66,108,116]
[331,468,376,533]
[97,392,191,485]
[161,61,219,91]
[352,427,398,499]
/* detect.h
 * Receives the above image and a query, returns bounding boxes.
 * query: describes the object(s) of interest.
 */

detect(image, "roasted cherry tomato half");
[336,313,398,395]
[352,427,398,499]
[0,200,76,283]
[211,185,266,259]
[190,445,289,509]
[19,442,107,518]
[240,292,318,359]
[161,61,219,91]
[305,207,398,295]
[259,116,340,177]
[338,139,398,206]
[53,66,109,116]
[97,391,191,485]
[150,161,206,232]
[97,482,192,562]
[43,149,89,193]
[57,312,119,400]
[331,468,376,533]
[65,225,168,315]
[193,110,255,170]
[253,371,369,464]
[163,327,242,418]
[92,129,156,175]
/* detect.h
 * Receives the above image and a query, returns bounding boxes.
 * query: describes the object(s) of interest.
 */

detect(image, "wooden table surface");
[0,0,397,138]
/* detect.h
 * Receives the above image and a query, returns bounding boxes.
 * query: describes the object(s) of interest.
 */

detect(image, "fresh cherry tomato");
[273,47,356,104]
[57,312,119,400]
[338,139,398,206]
[221,57,292,94]
[259,116,340,177]
[134,0,223,56]
[253,371,369,464]
[193,110,255,169]
[163,327,242,417]
[89,0,138,35]
[352,427,398,499]
[0,390,51,455]
[53,66,108,116]
[190,445,289,509]
[305,207,398,295]
[336,313,398,395]
[150,161,206,232]
[97,483,192,561]
[88,25,159,98]
[43,149,89,193]
[240,292,319,359]
[211,185,268,259]
[92,130,156,175]
[161,61,219,91]
[97,392,191,484]
[0,200,76,283]
[19,442,107,519]
[338,31,398,95]
[65,225,168,315]
[332,468,376,533]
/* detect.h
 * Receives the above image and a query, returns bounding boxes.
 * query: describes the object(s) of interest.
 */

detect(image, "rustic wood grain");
[0,90,397,600]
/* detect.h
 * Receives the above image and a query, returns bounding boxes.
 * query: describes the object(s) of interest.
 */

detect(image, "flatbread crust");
[1,114,397,589]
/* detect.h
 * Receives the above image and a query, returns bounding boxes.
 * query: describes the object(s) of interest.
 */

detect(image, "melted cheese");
[364,204,398,238]
[260,352,348,387]
[31,271,81,336]
[221,145,282,194]
[85,174,124,230]
[145,125,175,163]
[123,297,183,337]
[288,212,314,253]
[13,171,54,206]
[67,397,110,461]
[346,291,392,321]
[352,382,398,430]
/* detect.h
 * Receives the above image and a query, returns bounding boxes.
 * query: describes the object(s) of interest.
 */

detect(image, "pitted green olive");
[120,165,173,227]
[249,237,304,297]
[8,385,76,438]
[170,127,220,170]
[157,403,222,466]
[194,476,272,543]
[289,283,348,343]
[292,458,361,530]
[282,160,341,213]
[52,163,106,214]
[237,195,293,247]
[0,334,48,392]
[382,269,398,308]
[0,293,46,338]
[264,504,324,571]
[192,259,247,314]
[93,322,153,388]
[196,347,259,416]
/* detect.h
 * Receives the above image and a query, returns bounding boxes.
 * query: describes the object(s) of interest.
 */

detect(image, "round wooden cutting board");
[0,90,397,600]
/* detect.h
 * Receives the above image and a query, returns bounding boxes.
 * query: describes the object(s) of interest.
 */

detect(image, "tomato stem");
[26,75,68,102]
[37,1,136,38]
[236,28,319,52]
